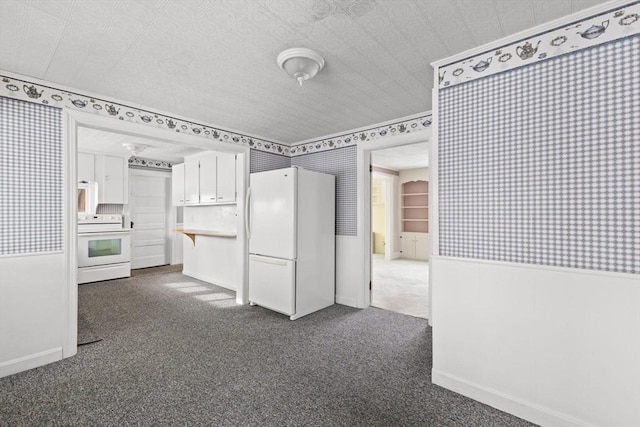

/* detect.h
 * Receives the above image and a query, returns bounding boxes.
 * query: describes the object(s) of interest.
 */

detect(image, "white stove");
[78,214,124,232]
[77,214,131,284]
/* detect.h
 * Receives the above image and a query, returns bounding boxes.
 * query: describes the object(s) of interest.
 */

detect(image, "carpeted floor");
[0,272,535,426]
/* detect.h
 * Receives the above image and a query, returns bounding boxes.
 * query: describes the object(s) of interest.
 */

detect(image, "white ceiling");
[371,141,428,171]
[1,0,605,144]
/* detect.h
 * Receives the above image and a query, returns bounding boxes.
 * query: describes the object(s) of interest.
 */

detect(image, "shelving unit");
[401,181,428,233]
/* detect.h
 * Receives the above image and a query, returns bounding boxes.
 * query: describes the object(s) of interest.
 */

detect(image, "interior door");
[130,171,169,269]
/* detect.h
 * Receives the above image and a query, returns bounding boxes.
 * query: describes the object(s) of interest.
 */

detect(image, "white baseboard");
[0,347,62,378]
[391,251,401,260]
[336,295,358,307]
[182,270,236,292]
[432,369,596,427]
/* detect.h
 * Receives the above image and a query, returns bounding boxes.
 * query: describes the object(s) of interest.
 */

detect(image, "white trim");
[432,369,597,427]
[335,295,358,307]
[294,111,432,146]
[0,348,62,378]
[431,0,630,67]
[0,250,64,259]
[62,110,77,358]
[64,109,251,356]
[430,255,639,280]
[357,129,431,310]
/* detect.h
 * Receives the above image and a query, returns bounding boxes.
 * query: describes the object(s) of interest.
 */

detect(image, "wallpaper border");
[128,157,173,171]
[0,74,290,156]
[438,1,639,89]
[289,114,432,157]
[0,72,431,158]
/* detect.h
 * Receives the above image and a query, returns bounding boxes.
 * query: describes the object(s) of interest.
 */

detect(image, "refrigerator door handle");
[250,254,287,266]
[245,187,251,239]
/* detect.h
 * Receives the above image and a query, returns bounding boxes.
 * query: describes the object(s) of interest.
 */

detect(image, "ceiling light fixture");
[122,142,148,156]
[277,48,325,87]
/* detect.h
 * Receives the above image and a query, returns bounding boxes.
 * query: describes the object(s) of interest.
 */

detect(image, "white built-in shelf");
[402,180,429,233]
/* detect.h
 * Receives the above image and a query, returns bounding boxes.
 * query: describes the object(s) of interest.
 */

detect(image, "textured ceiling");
[371,141,429,171]
[78,127,206,162]
[0,0,605,144]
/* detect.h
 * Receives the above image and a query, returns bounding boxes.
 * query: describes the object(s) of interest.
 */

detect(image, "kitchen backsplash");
[96,204,123,215]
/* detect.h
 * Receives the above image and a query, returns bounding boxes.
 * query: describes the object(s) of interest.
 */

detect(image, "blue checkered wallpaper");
[438,36,639,274]
[250,149,291,173]
[0,97,63,255]
[292,146,357,236]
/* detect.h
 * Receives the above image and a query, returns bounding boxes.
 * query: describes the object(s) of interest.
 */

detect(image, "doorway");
[369,142,429,319]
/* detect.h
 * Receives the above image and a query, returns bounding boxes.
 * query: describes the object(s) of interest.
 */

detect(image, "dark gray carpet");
[0,272,536,426]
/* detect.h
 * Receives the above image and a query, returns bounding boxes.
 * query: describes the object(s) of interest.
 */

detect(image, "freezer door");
[249,255,295,316]
[248,168,296,259]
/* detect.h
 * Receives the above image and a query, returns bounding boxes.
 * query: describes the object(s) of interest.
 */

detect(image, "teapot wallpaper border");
[0,74,290,156]
[438,2,639,89]
[0,72,432,158]
[289,114,432,157]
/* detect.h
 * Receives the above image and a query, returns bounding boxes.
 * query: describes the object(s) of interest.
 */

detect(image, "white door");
[249,167,296,259]
[249,255,295,315]
[130,171,169,269]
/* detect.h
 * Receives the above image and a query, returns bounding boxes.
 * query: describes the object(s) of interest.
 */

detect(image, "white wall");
[0,254,69,377]
[182,205,241,291]
[431,256,640,427]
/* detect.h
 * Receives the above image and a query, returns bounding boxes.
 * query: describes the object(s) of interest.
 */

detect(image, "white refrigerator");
[247,167,335,320]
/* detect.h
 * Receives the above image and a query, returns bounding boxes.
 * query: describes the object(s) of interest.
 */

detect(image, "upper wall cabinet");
[78,152,95,183]
[184,160,200,205]
[78,152,128,204]
[172,152,236,206]
[172,163,185,205]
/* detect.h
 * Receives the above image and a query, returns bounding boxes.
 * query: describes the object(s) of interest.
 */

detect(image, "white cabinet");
[216,152,236,203]
[172,152,236,206]
[400,232,429,260]
[172,163,185,206]
[79,152,128,204]
[97,155,127,204]
[78,152,95,182]
[184,160,200,205]
[198,154,217,204]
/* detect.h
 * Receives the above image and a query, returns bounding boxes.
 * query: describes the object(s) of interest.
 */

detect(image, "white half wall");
[0,253,67,377]
[335,235,363,307]
[431,256,640,427]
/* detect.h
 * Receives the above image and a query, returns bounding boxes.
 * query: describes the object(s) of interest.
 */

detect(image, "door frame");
[371,171,395,260]
[357,129,432,321]
[65,109,251,347]
[129,168,172,269]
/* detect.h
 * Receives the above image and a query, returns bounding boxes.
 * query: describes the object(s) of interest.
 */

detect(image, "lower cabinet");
[400,232,429,260]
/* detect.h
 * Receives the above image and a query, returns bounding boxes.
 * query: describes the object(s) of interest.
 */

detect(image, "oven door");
[78,231,131,267]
